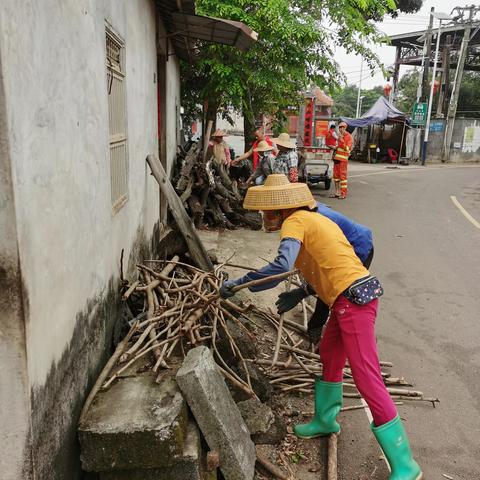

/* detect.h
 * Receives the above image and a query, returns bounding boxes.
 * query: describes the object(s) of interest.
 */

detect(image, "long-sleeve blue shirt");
[316,202,373,262]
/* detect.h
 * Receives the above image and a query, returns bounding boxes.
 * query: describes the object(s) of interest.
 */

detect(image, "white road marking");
[450,196,480,229]
[349,164,480,179]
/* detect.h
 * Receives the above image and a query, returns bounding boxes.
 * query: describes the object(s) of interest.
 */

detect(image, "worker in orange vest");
[331,122,352,199]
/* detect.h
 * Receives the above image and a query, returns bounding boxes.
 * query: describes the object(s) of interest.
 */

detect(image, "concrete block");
[237,398,274,435]
[237,398,286,445]
[98,421,216,480]
[79,376,188,472]
[176,347,255,480]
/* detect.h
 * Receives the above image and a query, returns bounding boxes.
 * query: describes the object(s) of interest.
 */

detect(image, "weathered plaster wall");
[0,1,177,478]
[0,47,33,480]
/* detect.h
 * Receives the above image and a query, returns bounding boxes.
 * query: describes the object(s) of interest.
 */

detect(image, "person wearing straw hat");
[331,121,352,199]
[246,140,276,186]
[219,174,422,480]
[277,201,374,345]
[271,132,299,183]
[232,127,275,171]
[207,129,231,166]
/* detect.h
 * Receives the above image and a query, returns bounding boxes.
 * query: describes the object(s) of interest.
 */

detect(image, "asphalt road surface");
[311,162,480,480]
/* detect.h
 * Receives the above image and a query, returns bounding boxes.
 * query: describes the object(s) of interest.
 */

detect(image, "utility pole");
[355,57,364,118]
[422,11,452,165]
[421,7,435,103]
[391,46,401,106]
[441,35,452,117]
[435,38,447,118]
[442,6,478,161]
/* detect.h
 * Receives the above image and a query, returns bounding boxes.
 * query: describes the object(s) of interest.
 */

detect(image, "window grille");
[106,26,128,212]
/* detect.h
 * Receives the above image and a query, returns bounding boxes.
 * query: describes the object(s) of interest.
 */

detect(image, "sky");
[337,0,478,90]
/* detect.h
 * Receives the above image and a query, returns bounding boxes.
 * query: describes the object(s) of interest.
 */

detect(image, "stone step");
[79,375,188,472]
[97,421,216,480]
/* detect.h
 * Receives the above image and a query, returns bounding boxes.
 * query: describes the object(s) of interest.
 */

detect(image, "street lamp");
[422,11,453,165]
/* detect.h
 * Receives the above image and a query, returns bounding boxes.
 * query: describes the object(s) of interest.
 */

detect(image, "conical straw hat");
[253,140,274,152]
[243,174,317,211]
[212,129,227,137]
[272,132,295,149]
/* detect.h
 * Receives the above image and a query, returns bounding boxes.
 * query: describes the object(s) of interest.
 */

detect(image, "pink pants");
[320,295,397,426]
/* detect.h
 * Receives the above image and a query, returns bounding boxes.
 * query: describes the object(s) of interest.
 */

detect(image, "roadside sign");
[412,102,427,126]
[429,120,445,132]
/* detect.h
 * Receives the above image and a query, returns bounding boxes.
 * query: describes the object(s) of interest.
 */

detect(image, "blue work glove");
[219,280,237,299]
[275,287,308,314]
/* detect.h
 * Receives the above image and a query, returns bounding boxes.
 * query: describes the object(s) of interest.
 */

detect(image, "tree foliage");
[396,69,480,118]
[457,72,480,117]
[181,0,423,131]
[396,69,420,114]
[331,85,384,117]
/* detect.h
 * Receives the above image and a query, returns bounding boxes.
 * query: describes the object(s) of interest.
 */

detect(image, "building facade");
[0,1,180,479]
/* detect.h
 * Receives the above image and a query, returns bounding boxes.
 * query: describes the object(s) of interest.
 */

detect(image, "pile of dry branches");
[248,305,438,406]
[99,257,438,408]
[172,143,261,230]
[102,255,261,397]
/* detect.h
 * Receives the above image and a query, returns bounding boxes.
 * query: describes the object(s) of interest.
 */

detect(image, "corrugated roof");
[156,0,257,62]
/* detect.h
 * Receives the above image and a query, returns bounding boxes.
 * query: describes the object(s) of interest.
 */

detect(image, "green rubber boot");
[294,378,342,439]
[372,416,423,480]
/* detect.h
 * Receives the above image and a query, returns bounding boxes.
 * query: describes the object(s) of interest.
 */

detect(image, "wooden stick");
[231,270,299,293]
[145,155,214,272]
[122,280,140,301]
[272,276,292,368]
[301,299,309,330]
[301,402,404,416]
[256,451,289,480]
[144,272,163,363]
[79,321,138,424]
[327,433,338,480]
[102,335,180,389]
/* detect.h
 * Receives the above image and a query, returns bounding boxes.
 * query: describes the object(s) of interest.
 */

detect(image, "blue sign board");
[429,120,445,132]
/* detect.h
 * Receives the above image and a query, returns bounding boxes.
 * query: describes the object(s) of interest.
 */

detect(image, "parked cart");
[301,147,333,190]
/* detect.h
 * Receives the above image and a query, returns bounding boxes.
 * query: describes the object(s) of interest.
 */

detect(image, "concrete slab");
[98,421,216,480]
[176,347,255,480]
[79,376,188,472]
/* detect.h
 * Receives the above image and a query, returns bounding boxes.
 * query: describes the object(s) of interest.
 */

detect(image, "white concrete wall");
[0,0,159,387]
[0,50,33,480]
[0,1,181,478]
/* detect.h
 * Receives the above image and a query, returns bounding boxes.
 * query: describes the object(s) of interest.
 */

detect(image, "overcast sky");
[337,0,478,90]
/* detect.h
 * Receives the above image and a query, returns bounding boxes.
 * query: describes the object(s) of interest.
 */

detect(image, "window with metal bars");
[106,26,128,213]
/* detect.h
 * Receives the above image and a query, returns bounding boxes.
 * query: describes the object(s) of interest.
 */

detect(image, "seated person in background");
[272,132,299,183]
[246,140,276,185]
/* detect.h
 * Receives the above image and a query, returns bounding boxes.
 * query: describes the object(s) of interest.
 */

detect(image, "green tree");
[181,0,423,144]
[395,69,480,118]
[396,69,419,114]
[457,72,480,117]
[331,85,384,117]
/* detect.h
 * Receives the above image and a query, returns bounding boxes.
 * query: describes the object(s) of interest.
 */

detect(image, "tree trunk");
[243,113,256,153]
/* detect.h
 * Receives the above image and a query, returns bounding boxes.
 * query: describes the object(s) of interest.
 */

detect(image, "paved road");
[311,162,480,480]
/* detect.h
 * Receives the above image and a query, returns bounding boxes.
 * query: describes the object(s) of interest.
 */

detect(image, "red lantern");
[383,83,392,97]
[433,79,440,95]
